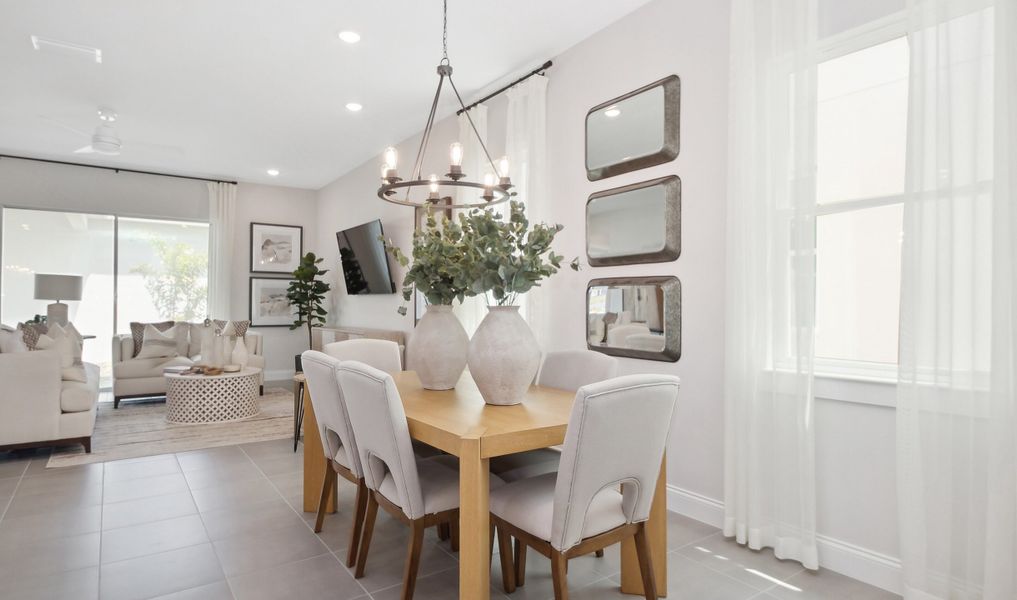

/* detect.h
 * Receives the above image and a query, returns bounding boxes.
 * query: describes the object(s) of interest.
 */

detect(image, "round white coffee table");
[165,367,262,423]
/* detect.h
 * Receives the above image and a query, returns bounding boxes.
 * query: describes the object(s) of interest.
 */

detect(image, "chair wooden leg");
[634,522,658,600]
[595,549,604,557]
[314,467,337,533]
[514,539,527,586]
[401,521,426,600]
[83,437,92,454]
[550,551,569,600]
[497,526,517,593]
[345,478,369,568]
[437,522,450,540]
[354,494,379,578]
[449,512,460,552]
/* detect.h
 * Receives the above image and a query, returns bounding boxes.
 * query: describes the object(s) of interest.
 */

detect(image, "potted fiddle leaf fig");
[380,208,476,390]
[459,201,579,405]
[287,252,331,372]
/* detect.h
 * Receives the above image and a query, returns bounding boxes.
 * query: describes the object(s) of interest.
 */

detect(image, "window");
[814,36,909,374]
[1,208,209,388]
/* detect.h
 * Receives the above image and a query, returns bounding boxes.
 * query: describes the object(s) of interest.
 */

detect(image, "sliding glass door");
[1,208,209,389]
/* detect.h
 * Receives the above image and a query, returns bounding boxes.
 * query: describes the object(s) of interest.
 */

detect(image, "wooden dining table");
[299,370,668,599]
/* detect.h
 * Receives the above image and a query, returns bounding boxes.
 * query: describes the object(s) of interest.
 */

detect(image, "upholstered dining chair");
[300,350,368,568]
[490,374,680,600]
[490,350,619,483]
[324,338,402,373]
[337,360,505,600]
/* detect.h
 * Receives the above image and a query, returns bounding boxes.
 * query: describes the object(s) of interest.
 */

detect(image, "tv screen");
[336,219,396,295]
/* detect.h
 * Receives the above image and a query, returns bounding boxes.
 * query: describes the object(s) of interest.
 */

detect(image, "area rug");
[46,387,295,468]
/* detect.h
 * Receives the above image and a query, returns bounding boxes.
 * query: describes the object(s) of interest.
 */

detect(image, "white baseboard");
[264,369,295,382]
[665,484,902,595]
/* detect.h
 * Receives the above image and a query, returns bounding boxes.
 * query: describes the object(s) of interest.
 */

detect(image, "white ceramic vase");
[231,336,249,368]
[406,305,469,390]
[467,305,540,406]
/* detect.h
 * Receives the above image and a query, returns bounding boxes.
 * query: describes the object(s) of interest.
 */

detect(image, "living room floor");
[0,438,899,600]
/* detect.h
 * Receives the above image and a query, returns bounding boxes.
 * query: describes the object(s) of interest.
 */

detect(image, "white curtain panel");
[723,0,820,569]
[452,105,490,336]
[505,75,549,346]
[896,0,1017,598]
[207,182,236,319]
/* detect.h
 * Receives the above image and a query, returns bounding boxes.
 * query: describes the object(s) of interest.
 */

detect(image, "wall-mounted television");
[336,219,396,295]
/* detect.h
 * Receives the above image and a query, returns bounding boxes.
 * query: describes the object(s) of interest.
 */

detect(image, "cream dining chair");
[490,374,680,600]
[300,350,368,568]
[337,360,505,600]
[324,338,402,373]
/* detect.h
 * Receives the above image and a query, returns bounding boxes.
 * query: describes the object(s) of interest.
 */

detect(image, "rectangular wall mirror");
[587,175,681,266]
[586,276,681,362]
[586,75,680,181]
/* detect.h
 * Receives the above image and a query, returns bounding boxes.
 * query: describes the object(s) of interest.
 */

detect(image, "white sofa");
[112,330,265,408]
[0,350,99,453]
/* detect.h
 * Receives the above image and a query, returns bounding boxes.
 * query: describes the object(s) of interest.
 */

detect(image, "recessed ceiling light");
[266,168,280,177]
[345,102,363,112]
[338,31,361,44]
[604,106,621,118]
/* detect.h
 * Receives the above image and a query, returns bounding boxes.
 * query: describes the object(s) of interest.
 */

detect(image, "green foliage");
[286,252,331,349]
[131,240,208,321]
[381,201,578,313]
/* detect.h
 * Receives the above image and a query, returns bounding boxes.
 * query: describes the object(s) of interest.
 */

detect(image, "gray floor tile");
[768,568,902,600]
[355,533,459,592]
[568,577,639,600]
[199,497,306,541]
[103,471,190,504]
[151,580,236,600]
[104,455,182,482]
[190,477,281,513]
[102,490,198,530]
[238,438,294,459]
[4,482,103,518]
[0,565,99,600]
[101,513,209,563]
[669,511,722,549]
[248,451,303,476]
[0,457,31,479]
[229,554,367,600]
[266,469,305,497]
[212,520,330,576]
[0,504,101,543]
[488,542,609,600]
[184,460,265,491]
[372,565,512,600]
[676,533,805,590]
[16,463,103,495]
[0,531,100,579]
[176,446,252,472]
[100,543,225,600]
[0,475,21,498]
[664,552,761,600]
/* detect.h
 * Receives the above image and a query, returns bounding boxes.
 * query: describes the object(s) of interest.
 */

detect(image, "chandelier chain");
[441,0,449,65]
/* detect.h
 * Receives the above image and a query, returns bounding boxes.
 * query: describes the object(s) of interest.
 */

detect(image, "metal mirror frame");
[585,75,681,181]
[586,175,681,267]
[585,276,681,362]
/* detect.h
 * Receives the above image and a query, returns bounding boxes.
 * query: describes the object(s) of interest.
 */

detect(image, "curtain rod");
[456,60,553,115]
[0,154,238,185]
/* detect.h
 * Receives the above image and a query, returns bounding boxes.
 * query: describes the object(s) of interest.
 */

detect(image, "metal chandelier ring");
[377,178,514,209]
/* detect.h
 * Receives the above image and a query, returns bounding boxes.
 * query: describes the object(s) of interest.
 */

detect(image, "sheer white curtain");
[206,182,235,319]
[505,75,549,347]
[452,105,490,336]
[723,0,820,569]
[896,1,1017,597]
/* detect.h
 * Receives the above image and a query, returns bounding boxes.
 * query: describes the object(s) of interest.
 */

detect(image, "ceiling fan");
[39,106,183,158]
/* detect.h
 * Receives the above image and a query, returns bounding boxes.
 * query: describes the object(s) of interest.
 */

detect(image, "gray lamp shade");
[34,274,83,302]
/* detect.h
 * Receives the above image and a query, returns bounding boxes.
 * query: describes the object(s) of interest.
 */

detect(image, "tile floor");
[0,437,900,600]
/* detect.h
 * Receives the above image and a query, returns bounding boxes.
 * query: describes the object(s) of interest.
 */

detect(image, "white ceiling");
[0,0,653,189]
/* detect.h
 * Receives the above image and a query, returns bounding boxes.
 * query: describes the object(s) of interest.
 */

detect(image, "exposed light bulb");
[449,142,464,167]
[381,165,388,179]
[429,174,439,194]
[483,173,496,187]
[497,156,509,178]
[383,147,398,170]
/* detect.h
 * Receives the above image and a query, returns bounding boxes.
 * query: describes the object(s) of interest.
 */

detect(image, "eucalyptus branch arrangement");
[459,201,579,306]
[286,252,331,349]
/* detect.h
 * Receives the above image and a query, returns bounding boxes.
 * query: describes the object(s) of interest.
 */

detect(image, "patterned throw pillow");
[214,319,250,339]
[136,324,181,359]
[130,321,174,357]
[17,322,48,350]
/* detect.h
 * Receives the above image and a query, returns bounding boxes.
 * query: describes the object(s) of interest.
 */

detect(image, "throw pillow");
[0,328,28,353]
[136,324,181,359]
[18,322,48,350]
[35,324,87,382]
[130,321,174,357]
[214,319,250,339]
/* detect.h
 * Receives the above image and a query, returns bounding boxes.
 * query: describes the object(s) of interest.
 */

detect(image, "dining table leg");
[301,388,336,514]
[621,454,667,597]
[459,431,490,600]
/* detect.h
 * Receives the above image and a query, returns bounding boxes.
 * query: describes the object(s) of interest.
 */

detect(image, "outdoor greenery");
[131,240,208,321]
[286,252,331,349]
[381,201,577,314]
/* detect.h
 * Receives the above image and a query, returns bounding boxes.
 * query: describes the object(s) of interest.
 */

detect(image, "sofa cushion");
[114,355,193,379]
[130,321,175,356]
[62,363,100,413]
[36,324,87,383]
[0,328,27,353]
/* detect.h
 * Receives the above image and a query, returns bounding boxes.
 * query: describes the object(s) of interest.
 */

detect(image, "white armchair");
[0,350,99,452]
[112,328,264,408]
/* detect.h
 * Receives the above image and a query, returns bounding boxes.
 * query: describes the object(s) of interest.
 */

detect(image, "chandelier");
[377,0,513,209]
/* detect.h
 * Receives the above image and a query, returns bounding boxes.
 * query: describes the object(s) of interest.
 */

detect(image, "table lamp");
[34,274,83,326]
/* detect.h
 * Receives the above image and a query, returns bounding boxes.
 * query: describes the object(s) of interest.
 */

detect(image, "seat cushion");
[489,472,627,547]
[114,355,193,379]
[490,448,561,483]
[61,363,99,413]
[377,455,504,516]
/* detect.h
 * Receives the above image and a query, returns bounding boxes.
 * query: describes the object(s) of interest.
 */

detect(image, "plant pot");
[467,305,540,406]
[407,305,468,390]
